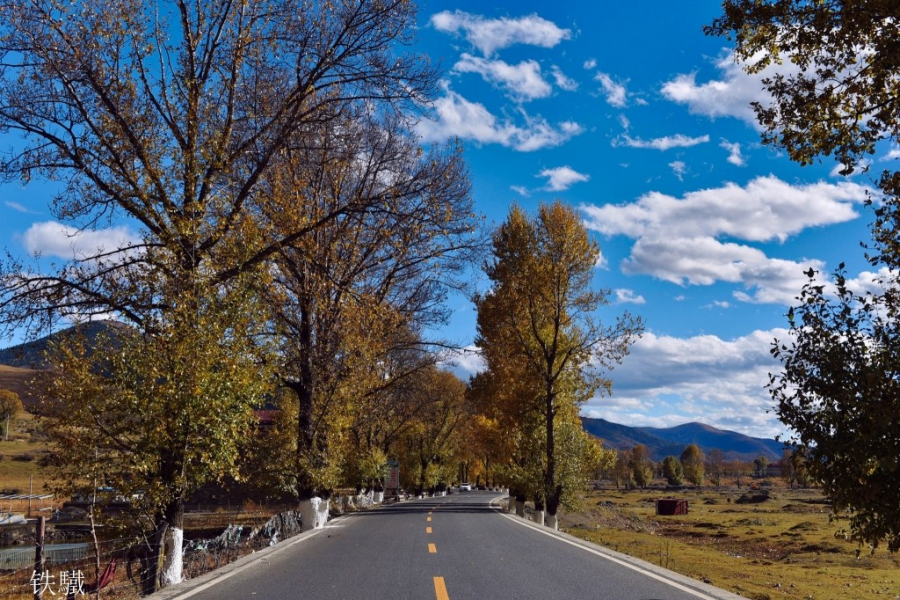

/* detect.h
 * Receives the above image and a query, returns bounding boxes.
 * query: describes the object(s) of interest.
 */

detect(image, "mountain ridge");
[581,416,783,461]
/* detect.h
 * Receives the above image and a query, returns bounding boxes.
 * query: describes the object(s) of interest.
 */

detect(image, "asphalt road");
[158,492,744,600]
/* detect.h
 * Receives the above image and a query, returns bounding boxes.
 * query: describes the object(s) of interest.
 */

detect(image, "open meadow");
[560,485,900,600]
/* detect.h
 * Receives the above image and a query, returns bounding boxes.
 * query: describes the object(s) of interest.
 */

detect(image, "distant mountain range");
[581,417,784,461]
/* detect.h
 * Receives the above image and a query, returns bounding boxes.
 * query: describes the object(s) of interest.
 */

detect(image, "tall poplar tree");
[475,201,642,529]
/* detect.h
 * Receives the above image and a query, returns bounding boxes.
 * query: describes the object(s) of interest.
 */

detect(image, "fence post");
[33,516,45,600]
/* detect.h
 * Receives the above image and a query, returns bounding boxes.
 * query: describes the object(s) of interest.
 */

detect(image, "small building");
[656,498,689,515]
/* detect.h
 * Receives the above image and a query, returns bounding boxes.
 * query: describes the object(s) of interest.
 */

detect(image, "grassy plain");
[559,485,900,600]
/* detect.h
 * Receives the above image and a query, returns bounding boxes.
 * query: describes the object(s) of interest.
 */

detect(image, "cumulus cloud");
[595,72,627,107]
[537,166,589,191]
[510,185,530,197]
[431,10,570,56]
[615,288,646,304]
[881,145,900,162]
[721,140,746,166]
[661,51,785,128]
[583,329,790,438]
[416,88,584,151]
[624,236,824,304]
[614,133,709,151]
[23,221,140,260]
[580,176,869,304]
[551,66,578,91]
[583,58,597,70]
[669,160,686,181]
[581,176,868,243]
[454,54,552,101]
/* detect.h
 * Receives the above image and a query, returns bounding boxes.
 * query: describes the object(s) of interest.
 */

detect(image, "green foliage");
[662,455,684,486]
[709,0,900,553]
[770,269,900,551]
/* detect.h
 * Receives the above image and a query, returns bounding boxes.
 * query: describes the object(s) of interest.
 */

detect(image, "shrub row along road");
[159,492,743,600]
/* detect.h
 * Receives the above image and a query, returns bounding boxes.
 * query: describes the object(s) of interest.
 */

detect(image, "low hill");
[0,364,47,411]
[581,417,783,461]
[0,321,126,369]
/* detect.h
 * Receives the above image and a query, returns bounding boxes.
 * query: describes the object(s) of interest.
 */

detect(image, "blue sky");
[0,1,889,439]
[412,0,886,439]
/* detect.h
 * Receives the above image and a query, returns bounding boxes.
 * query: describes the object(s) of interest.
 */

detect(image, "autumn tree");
[593,444,618,482]
[0,388,22,441]
[629,444,654,489]
[0,0,442,590]
[753,456,770,479]
[255,108,478,523]
[709,1,900,552]
[397,368,468,495]
[661,456,684,486]
[41,284,271,594]
[475,201,642,529]
[680,444,705,487]
[613,448,634,489]
[706,448,726,487]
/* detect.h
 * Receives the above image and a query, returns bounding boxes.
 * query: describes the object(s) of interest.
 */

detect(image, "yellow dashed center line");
[426,526,432,534]
[428,543,437,553]
[434,576,449,600]
[427,516,432,522]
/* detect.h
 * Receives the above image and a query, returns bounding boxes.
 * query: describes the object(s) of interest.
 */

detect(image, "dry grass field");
[559,485,900,600]
[0,412,51,498]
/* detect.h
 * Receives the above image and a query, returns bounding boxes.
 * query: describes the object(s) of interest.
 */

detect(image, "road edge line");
[493,496,747,600]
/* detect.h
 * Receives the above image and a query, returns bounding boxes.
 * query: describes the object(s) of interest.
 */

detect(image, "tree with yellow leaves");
[475,201,642,529]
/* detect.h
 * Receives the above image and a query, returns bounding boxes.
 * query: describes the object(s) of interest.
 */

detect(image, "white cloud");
[614,133,709,151]
[580,176,869,304]
[537,166,589,191]
[624,236,824,304]
[881,145,900,162]
[615,288,646,305]
[5,201,32,214]
[23,221,140,260]
[431,11,571,56]
[581,176,868,243]
[669,160,686,181]
[618,114,630,130]
[594,72,627,108]
[417,87,584,151]
[661,51,786,128]
[442,345,485,379]
[551,66,578,91]
[720,140,746,166]
[583,329,790,438]
[583,58,597,70]
[454,54,551,101]
[510,185,530,197]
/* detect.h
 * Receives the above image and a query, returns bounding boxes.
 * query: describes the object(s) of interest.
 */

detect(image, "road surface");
[155,491,744,600]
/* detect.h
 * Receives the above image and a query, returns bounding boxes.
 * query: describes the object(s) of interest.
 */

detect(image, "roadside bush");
[12,453,35,462]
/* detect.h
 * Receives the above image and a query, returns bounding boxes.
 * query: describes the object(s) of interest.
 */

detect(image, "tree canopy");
[474,201,641,526]
[709,0,900,553]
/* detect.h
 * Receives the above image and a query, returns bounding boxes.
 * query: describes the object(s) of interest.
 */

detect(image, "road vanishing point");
[153,491,746,600]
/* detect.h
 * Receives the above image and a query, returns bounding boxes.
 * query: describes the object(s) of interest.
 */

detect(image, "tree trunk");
[159,498,185,588]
